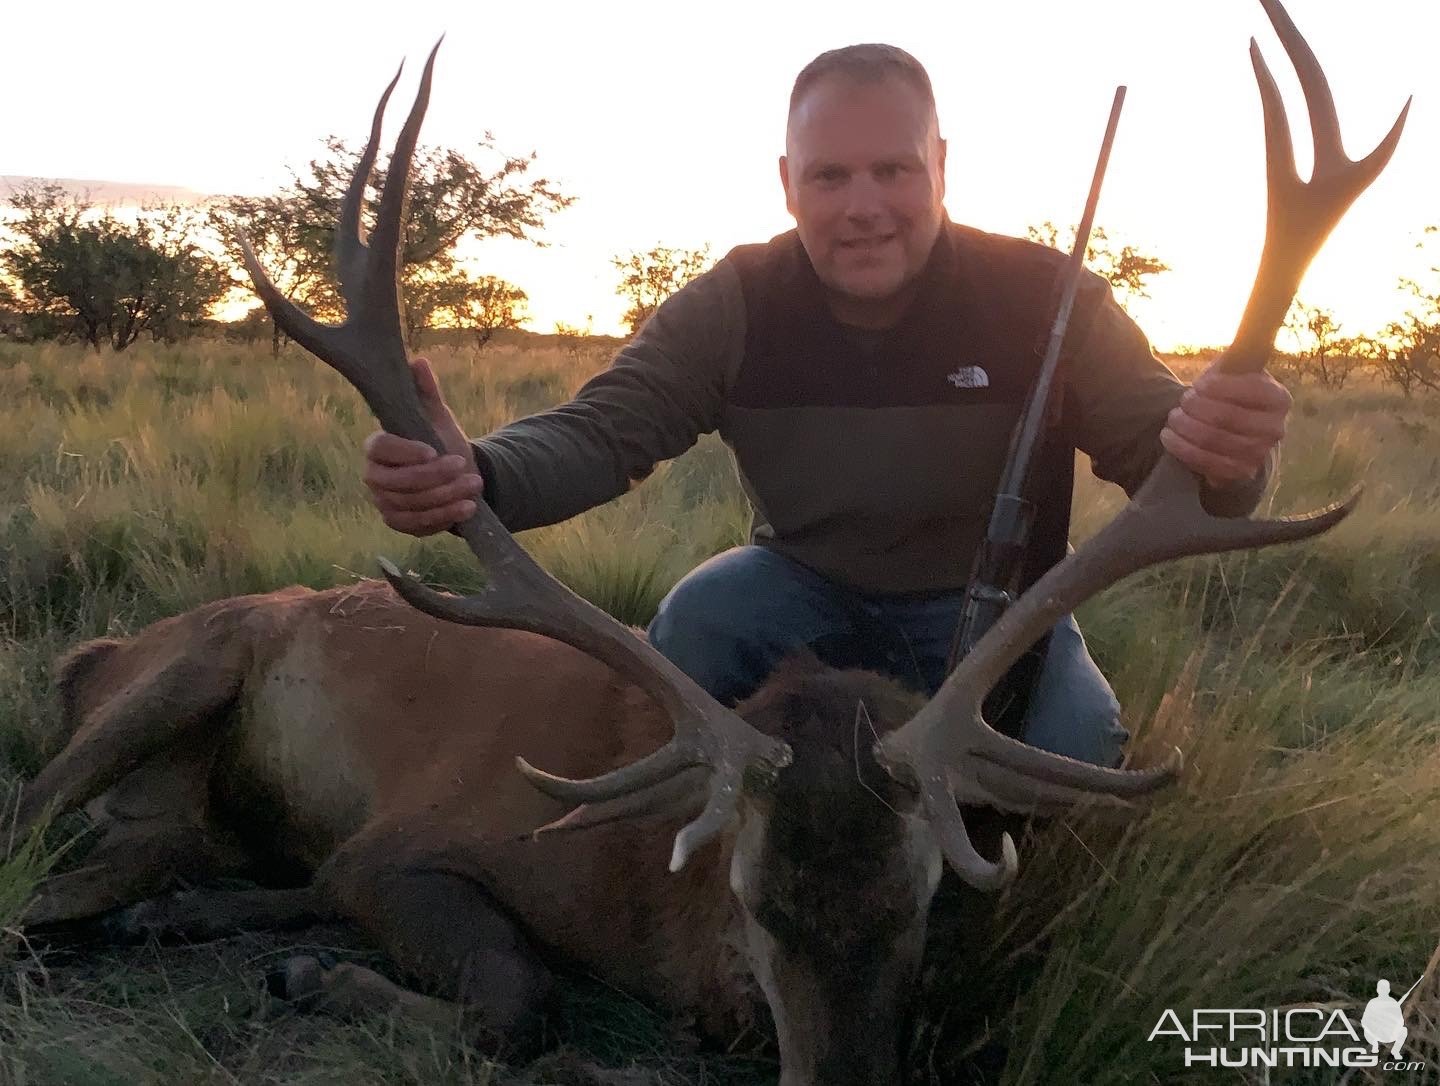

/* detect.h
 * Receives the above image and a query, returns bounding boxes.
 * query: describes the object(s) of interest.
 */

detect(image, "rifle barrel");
[947,86,1129,678]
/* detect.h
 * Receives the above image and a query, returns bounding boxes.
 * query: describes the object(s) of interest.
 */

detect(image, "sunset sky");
[4,0,1436,349]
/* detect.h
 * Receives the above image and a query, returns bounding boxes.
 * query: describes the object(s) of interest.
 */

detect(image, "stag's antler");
[876,0,1410,889]
[236,41,791,875]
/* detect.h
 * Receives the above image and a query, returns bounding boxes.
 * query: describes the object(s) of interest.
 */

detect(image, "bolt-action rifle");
[945,88,1128,732]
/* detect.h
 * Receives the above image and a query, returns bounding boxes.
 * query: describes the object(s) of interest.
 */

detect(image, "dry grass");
[0,339,1436,1084]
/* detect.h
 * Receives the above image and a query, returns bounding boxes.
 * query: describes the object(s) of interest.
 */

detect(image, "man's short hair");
[788,44,938,128]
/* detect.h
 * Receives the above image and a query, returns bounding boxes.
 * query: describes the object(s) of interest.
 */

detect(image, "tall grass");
[0,340,1435,1083]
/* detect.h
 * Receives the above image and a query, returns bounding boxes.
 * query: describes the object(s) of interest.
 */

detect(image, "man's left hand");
[1159,365,1291,490]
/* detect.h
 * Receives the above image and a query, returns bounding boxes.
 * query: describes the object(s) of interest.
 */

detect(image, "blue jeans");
[647,546,1128,768]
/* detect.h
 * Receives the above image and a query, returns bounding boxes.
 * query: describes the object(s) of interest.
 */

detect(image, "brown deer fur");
[22,578,958,1072]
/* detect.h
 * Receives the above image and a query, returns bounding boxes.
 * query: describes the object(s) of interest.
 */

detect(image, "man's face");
[780,75,947,320]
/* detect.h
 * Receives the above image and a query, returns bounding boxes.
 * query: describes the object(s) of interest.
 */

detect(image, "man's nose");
[843,174,887,222]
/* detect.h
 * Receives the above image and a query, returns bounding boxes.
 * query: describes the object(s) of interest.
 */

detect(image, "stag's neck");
[471,822,764,1041]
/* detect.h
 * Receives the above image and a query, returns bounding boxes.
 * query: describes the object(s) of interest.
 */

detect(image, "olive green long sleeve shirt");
[471,232,1270,595]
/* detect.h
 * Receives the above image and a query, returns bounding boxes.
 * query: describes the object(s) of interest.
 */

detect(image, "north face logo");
[946,365,990,389]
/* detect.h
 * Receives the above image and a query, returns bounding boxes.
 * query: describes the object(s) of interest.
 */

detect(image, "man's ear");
[936,137,948,202]
[779,154,797,217]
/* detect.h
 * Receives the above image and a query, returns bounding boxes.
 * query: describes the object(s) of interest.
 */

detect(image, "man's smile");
[838,234,898,252]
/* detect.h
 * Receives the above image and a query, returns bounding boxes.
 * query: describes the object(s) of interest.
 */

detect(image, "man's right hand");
[362,357,485,537]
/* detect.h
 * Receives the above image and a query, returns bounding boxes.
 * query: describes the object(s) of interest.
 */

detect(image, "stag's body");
[27,583,729,1001]
[25,579,950,1076]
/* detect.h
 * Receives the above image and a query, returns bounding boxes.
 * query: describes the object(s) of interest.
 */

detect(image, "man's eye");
[874,163,903,181]
[815,168,848,186]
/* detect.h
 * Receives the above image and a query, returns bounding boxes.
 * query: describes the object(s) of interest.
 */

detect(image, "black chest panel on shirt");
[722,221,1088,598]
[726,222,1060,411]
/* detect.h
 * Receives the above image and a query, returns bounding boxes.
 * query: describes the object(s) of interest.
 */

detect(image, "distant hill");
[0,176,211,207]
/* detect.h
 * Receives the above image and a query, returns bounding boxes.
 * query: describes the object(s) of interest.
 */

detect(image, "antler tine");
[924,780,1018,892]
[235,236,342,365]
[530,769,710,839]
[236,60,430,430]
[1228,0,1411,370]
[879,0,1401,890]
[1251,42,1299,195]
[670,783,749,872]
[365,38,442,320]
[335,63,403,313]
[243,43,790,876]
[1255,0,1342,164]
[516,744,700,805]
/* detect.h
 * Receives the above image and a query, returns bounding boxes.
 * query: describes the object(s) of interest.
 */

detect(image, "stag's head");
[239,4,1407,1081]
[725,663,939,1083]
